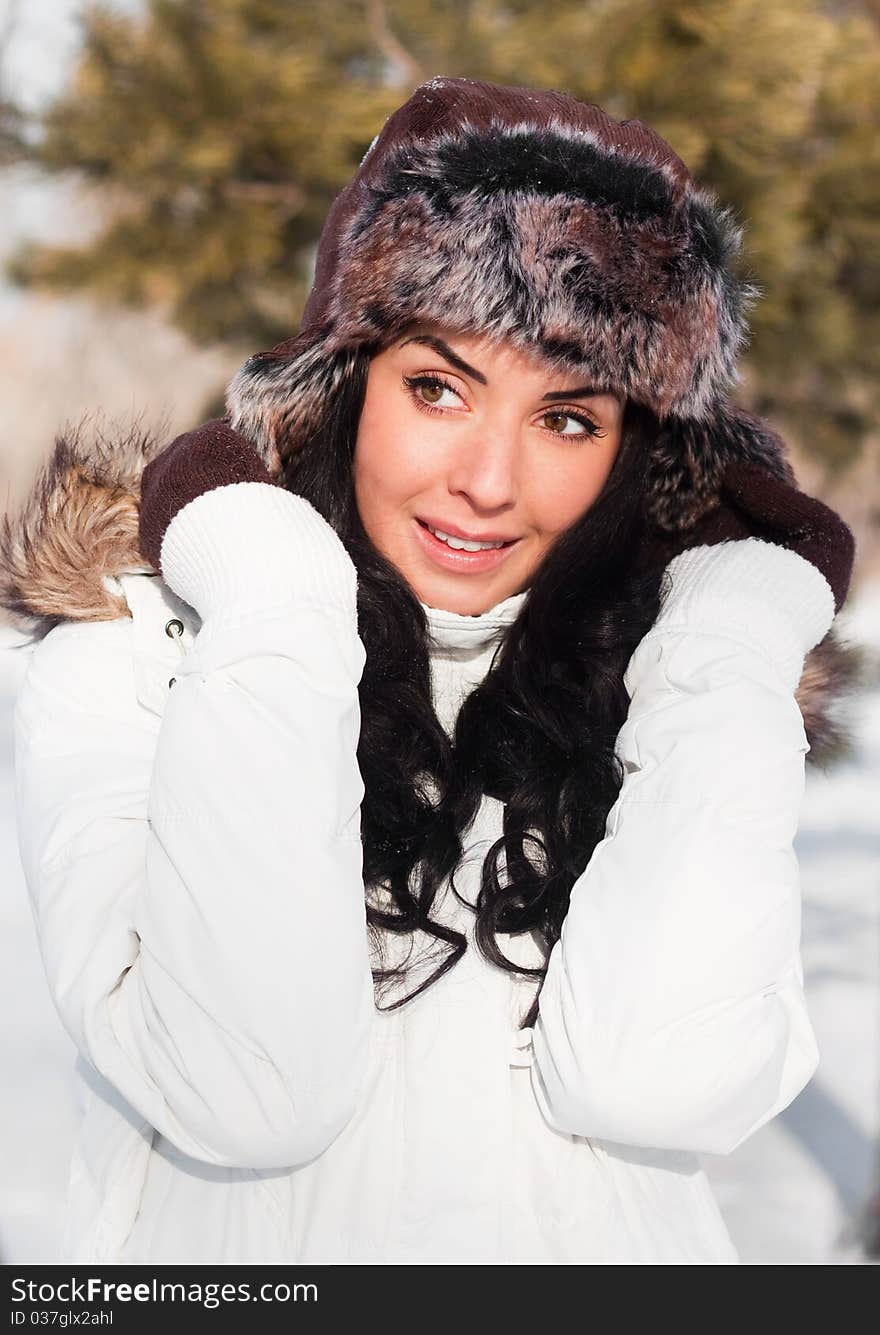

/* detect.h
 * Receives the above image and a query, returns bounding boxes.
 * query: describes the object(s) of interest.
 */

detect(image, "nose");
[446,424,519,515]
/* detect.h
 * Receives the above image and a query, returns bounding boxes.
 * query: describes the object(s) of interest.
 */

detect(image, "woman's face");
[352,322,625,615]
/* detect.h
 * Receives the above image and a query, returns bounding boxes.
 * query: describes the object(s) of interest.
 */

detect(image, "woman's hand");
[640,460,856,614]
[138,418,276,573]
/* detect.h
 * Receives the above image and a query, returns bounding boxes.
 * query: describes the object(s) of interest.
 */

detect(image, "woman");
[2,76,856,1264]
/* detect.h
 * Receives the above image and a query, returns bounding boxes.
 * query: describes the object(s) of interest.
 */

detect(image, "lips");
[412,517,520,573]
[422,524,505,552]
[416,516,519,545]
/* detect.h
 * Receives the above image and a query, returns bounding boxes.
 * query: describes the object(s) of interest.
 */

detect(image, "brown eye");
[539,408,603,439]
[402,374,461,413]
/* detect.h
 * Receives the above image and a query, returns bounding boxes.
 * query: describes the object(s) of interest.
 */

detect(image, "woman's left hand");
[138,418,276,574]
[641,460,856,614]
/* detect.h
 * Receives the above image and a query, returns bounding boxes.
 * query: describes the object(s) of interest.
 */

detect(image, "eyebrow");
[399,334,603,401]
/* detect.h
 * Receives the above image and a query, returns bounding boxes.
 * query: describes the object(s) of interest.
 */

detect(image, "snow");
[0,584,878,1264]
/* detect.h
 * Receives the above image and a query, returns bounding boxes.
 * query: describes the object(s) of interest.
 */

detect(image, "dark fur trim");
[226,336,354,469]
[797,627,865,770]
[228,127,755,471]
[645,399,798,532]
[324,148,752,421]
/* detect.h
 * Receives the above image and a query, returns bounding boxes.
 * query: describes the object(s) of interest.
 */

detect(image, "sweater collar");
[420,588,529,654]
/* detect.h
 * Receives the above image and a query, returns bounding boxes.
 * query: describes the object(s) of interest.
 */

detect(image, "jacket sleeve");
[14,482,375,1169]
[529,537,837,1156]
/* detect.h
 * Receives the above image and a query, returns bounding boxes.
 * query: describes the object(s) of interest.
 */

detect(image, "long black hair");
[284,343,666,1029]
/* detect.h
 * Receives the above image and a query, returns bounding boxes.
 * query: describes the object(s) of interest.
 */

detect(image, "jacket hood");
[0,414,861,769]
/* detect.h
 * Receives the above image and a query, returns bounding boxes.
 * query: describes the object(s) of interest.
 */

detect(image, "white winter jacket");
[12,480,836,1264]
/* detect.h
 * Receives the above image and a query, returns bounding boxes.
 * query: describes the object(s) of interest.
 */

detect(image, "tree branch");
[366,0,424,86]
[221,179,306,216]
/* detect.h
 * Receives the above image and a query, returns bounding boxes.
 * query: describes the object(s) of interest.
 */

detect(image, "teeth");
[426,524,506,551]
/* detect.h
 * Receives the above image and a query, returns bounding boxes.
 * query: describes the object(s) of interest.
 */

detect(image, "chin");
[417,578,512,617]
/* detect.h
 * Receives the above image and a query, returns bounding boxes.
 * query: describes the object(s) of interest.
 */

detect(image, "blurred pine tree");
[0,0,24,164]
[5,0,879,470]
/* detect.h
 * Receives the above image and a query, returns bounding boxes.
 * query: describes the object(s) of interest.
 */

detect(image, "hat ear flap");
[225,334,362,481]
[642,400,861,771]
[644,397,798,534]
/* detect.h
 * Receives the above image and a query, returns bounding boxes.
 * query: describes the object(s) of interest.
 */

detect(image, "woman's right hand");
[138,418,277,574]
[640,460,856,615]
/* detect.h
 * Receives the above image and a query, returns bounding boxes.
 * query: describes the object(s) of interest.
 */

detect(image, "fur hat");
[227,75,792,534]
[0,76,862,762]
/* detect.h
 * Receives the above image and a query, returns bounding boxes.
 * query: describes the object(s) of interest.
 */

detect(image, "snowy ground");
[0,587,878,1266]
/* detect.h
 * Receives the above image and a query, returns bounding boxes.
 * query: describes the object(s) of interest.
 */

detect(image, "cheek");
[529,450,618,537]
[355,387,443,509]
[353,397,428,520]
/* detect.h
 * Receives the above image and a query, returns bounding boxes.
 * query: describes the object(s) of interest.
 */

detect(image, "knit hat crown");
[227,75,796,533]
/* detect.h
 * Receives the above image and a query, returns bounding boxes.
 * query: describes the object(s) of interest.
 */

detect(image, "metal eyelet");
[164,618,187,663]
